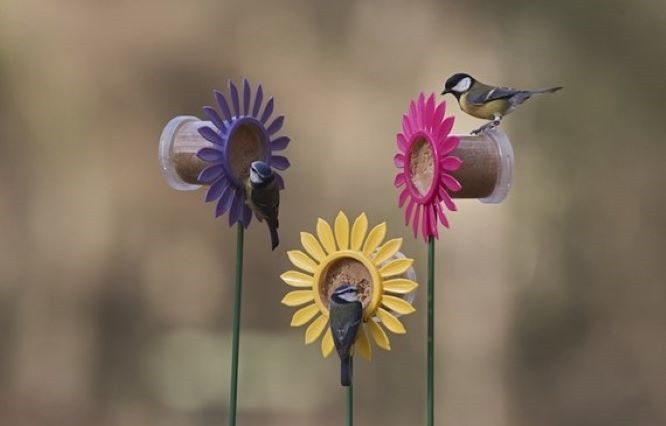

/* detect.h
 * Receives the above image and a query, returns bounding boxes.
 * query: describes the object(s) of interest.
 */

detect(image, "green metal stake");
[427,237,435,426]
[228,224,244,426]
[346,370,354,426]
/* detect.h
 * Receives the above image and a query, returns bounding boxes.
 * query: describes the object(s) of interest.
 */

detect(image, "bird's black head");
[250,160,274,186]
[441,73,475,97]
[330,284,359,304]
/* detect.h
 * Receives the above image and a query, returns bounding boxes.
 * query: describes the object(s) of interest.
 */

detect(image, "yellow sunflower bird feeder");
[281,211,418,361]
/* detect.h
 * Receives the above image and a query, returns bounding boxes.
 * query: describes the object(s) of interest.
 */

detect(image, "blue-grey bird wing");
[250,179,280,226]
[330,302,363,356]
[466,86,524,105]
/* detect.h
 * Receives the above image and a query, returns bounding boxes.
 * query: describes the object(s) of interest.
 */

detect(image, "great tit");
[246,161,280,250]
[441,73,562,134]
[329,284,363,387]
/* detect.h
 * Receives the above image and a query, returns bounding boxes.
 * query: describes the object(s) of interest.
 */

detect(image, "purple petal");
[422,206,430,241]
[243,79,251,116]
[266,116,284,136]
[202,106,226,132]
[215,185,235,217]
[198,126,223,145]
[241,203,252,228]
[417,93,426,129]
[271,136,290,151]
[429,205,439,238]
[197,147,224,162]
[275,172,285,189]
[271,155,290,170]
[253,85,264,117]
[205,178,229,202]
[214,90,233,121]
[229,191,244,226]
[260,98,274,124]
[198,165,225,184]
[409,101,418,129]
[228,80,240,117]
[441,174,462,192]
[441,156,462,171]
[432,102,446,130]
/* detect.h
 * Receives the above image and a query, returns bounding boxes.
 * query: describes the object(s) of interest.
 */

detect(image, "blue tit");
[441,73,562,134]
[329,284,363,387]
[246,161,280,250]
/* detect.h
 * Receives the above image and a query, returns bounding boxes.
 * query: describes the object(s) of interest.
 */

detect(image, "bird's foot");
[471,120,500,135]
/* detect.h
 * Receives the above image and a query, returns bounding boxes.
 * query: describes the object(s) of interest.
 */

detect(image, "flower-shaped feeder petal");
[281,212,419,361]
[158,79,290,227]
[394,93,515,240]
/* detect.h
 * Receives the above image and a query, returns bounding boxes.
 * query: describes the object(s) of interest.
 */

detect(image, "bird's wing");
[250,180,280,225]
[331,303,363,354]
[466,86,523,106]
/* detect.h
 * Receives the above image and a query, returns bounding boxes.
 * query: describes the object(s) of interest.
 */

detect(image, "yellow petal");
[379,258,414,278]
[362,222,387,256]
[281,290,314,307]
[290,303,321,326]
[280,270,314,288]
[305,314,328,344]
[383,278,418,294]
[368,320,391,350]
[376,308,406,334]
[287,250,318,274]
[355,324,372,361]
[321,328,335,358]
[372,238,403,265]
[350,213,368,251]
[316,218,336,254]
[382,295,416,315]
[334,211,350,250]
[300,232,327,262]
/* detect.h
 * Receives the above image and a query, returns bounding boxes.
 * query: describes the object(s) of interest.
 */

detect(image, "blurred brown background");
[1,0,664,425]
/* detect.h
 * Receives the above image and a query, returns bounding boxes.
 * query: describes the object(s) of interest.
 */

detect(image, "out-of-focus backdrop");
[1,1,664,425]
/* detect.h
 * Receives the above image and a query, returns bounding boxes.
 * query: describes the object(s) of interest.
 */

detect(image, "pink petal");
[398,187,410,207]
[430,204,439,239]
[425,94,435,131]
[402,115,413,137]
[396,133,408,151]
[409,101,418,129]
[417,93,426,129]
[421,205,430,241]
[441,156,462,171]
[395,173,406,188]
[441,136,460,155]
[433,101,446,127]
[405,198,416,225]
[436,203,450,228]
[394,153,405,168]
[412,204,421,238]
[439,187,457,211]
[436,117,454,142]
[441,174,462,192]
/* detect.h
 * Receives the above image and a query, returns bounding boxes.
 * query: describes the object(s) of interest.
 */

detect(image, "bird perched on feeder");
[246,161,280,250]
[329,284,363,387]
[441,73,562,134]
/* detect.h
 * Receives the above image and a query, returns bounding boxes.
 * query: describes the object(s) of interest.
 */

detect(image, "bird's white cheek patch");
[453,77,471,92]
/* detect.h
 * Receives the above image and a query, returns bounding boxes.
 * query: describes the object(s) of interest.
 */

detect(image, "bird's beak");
[441,89,450,95]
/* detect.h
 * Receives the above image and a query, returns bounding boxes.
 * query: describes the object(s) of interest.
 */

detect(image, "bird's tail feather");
[531,86,563,95]
[269,223,279,251]
[341,356,353,387]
